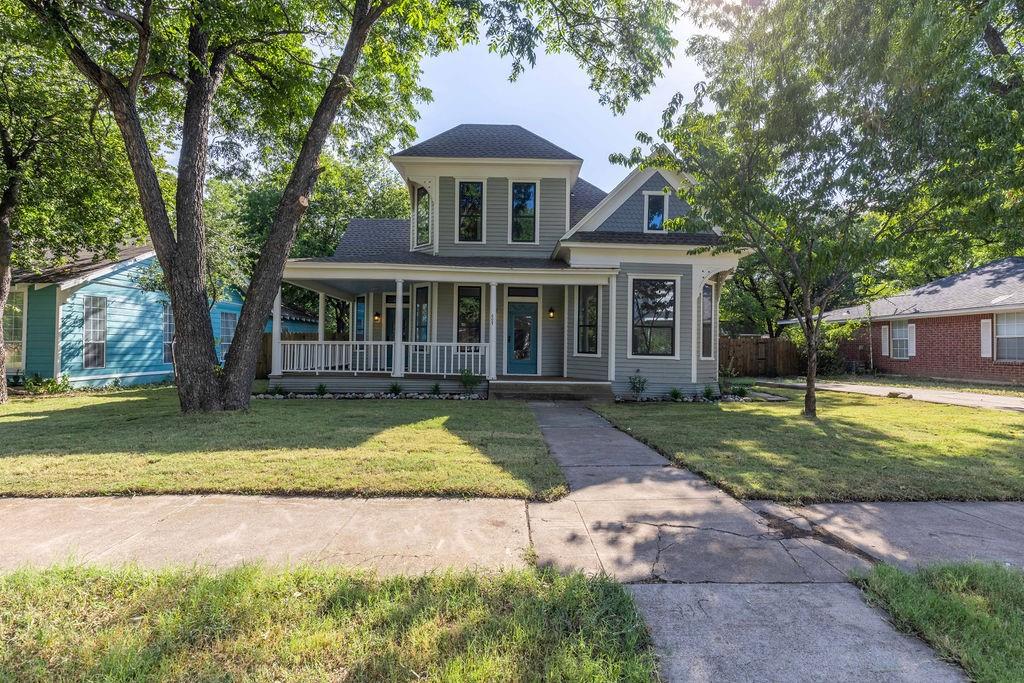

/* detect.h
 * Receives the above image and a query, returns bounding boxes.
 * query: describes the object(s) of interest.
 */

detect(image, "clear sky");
[409,19,706,192]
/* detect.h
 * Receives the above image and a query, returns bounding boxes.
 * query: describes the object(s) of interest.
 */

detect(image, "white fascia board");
[561,167,690,240]
[389,156,581,185]
[564,244,742,270]
[57,251,157,290]
[798,304,1024,326]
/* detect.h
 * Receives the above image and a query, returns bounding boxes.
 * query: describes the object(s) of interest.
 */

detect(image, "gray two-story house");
[272,124,741,398]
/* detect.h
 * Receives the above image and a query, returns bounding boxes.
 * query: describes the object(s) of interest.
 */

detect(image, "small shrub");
[271,384,285,396]
[430,382,442,396]
[628,371,647,401]
[316,383,328,397]
[109,378,122,390]
[389,382,403,395]
[733,385,749,398]
[703,385,715,400]
[24,374,72,395]
[668,387,684,401]
[460,368,481,394]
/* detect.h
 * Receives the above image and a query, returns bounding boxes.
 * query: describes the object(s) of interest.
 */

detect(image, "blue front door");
[506,302,538,374]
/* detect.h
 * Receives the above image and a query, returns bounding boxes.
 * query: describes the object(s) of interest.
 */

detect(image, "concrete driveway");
[527,402,964,682]
[758,379,1024,412]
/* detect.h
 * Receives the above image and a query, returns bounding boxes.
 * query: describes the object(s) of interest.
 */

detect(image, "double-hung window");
[220,312,237,361]
[456,286,482,343]
[83,295,107,369]
[644,192,667,232]
[996,312,1024,361]
[510,181,537,243]
[353,296,366,341]
[163,304,175,364]
[630,278,676,357]
[890,320,909,360]
[2,290,25,370]
[576,285,599,355]
[415,186,431,247]
[457,181,484,242]
[414,286,430,342]
[701,283,715,359]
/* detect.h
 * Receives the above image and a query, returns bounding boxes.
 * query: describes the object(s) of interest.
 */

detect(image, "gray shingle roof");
[309,218,569,270]
[12,244,154,285]
[562,231,722,247]
[819,257,1024,322]
[393,124,581,161]
[569,178,607,227]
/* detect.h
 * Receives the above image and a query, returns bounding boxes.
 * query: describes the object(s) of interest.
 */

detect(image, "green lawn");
[0,388,566,500]
[594,389,1024,503]
[771,374,1024,399]
[0,565,656,682]
[857,563,1024,682]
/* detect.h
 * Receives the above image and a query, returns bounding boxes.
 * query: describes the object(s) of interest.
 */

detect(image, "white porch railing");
[281,341,392,374]
[280,340,489,377]
[404,342,488,376]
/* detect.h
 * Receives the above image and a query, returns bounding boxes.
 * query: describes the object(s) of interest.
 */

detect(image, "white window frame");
[3,286,28,372]
[82,295,107,369]
[219,311,237,361]
[627,274,680,360]
[454,178,487,244]
[700,282,716,360]
[890,319,909,360]
[503,284,544,376]
[995,311,1024,362]
[642,190,669,233]
[162,302,175,365]
[452,284,485,344]
[573,284,602,357]
[507,179,541,245]
[412,283,431,342]
[413,185,432,249]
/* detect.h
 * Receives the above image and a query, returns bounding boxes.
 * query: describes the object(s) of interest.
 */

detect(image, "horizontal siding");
[595,171,690,233]
[566,284,609,380]
[24,286,56,378]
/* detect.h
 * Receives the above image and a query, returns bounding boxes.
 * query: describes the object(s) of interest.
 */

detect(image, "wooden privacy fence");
[719,336,803,377]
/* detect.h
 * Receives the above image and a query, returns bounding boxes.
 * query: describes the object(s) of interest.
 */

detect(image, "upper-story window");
[644,192,667,232]
[415,186,431,247]
[457,181,484,242]
[510,181,538,244]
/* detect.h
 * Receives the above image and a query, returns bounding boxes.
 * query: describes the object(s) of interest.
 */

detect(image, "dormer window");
[457,180,485,243]
[644,191,667,232]
[415,186,431,247]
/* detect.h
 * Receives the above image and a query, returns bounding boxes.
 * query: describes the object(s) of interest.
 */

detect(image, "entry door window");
[507,302,538,374]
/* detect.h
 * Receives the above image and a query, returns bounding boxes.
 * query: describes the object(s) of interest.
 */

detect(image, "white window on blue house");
[83,295,107,369]
[415,187,431,247]
[220,312,237,361]
[644,192,667,232]
[2,290,25,371]
[163,304,175,364]
[996,312,1024,361]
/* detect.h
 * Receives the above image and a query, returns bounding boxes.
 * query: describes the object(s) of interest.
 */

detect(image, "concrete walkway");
[527,402,963,682]
[758,379,1024,412]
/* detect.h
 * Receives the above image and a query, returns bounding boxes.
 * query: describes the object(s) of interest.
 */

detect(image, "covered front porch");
[270,261,619,396]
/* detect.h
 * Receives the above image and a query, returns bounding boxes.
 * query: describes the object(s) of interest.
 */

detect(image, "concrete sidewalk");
[527,402,963,682]
[758,379,1024,412]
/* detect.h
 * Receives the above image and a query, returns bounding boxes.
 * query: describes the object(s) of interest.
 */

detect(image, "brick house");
[822,257,1024,384]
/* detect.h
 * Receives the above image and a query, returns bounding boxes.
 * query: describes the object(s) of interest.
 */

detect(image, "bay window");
[630,278,676,357]
[701,283,714,359]
[415,186,431,246]
[996,312,1024,361]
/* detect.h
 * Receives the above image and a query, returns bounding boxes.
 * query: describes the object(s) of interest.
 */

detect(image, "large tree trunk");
[803,335,818,418]
[0,174,22,405]
[220,1,378,410]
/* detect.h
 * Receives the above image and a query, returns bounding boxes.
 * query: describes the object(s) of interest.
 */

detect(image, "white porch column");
[392,279,405,377]
[562,286,569,378]
[488,281,498,380]
[607,275,617,382]
[271,288,283,376]
[317,292,326,342]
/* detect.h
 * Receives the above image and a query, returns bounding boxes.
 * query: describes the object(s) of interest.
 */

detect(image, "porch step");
[488,380,614,402]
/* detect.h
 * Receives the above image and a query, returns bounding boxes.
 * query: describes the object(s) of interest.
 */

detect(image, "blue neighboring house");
[4,245,317,387]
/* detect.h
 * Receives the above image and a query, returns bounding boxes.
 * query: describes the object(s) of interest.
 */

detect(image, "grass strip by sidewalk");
[0,565,657,682]
[857,563,1024,682]
[593,389,1024,503]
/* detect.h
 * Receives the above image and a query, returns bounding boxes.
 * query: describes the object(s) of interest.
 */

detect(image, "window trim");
[627,274,680,360]
[3,286,28,372]
[82,294,107,370]
[573,285,602,357]
[507,179,540,245]
[413,185,432,248]
[454,178,487,244]
[890,319,910,360]
[162,302,175,365]
[413,283,431,342]
[995,311,1024,362]
[642,190,669,233]
[452,284,485,345]
[219,311,238,362]
[700,282,715,360]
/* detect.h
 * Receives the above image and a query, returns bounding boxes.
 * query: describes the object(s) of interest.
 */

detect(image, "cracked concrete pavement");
[528,402,964,682]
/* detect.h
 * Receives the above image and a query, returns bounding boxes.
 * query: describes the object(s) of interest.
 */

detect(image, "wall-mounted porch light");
[547,307,556,319]
[373,311,382,323]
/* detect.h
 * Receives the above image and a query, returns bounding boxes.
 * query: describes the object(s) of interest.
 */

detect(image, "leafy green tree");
[0,8,143,403]
[626,0,975,417]
[21,0,677,412]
